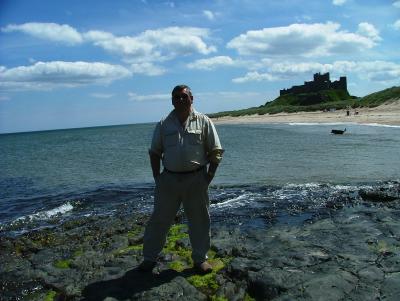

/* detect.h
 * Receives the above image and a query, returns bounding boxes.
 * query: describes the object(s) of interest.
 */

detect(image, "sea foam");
[15,202,74,222]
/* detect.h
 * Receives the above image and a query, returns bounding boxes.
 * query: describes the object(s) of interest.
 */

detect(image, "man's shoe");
[194,261,213,274]
[138,260,156,272]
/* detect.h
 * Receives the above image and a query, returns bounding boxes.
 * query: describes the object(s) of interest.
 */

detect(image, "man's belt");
[164,165,205,174]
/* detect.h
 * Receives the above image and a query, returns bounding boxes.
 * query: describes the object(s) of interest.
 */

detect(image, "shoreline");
[212,101,400,126]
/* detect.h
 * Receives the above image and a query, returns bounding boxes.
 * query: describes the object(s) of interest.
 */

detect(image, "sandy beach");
[212,100,400,126]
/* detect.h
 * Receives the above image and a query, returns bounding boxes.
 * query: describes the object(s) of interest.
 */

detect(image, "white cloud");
[1,22,83,45]
[227,22,377,57]
[2,22,216,64]
[267,61,332,75]
[350,61,400,82]
[236,60,400,84]
[0,61,132,90]
[332,0,347,6]
[203,10,215,20]
[357,22,381,41]
[232,71,278,83]
[83,30,154,58]
[130,62,166,76]
[187,56,261,71]
[84,26,216,61]
[393,1,400,8]
[128,91,264,103]
[128,92,170,102]
[278,61,400,83]
[394,20,400,30]
[90,93,115,99]
[138,27,216,57]
[187,56,235,70]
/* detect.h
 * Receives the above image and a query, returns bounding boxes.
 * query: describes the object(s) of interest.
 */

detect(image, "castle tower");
[280,73,348,96]
[339,76,347,90]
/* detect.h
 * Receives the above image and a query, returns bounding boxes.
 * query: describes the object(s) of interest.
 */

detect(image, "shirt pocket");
[164,131,179,147]
[186,129,202,145]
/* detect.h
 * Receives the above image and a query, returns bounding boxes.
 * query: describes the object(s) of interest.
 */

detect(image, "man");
[139,84,224,274]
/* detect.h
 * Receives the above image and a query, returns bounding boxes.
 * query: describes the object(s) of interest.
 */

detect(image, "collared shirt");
[149,109,224,172]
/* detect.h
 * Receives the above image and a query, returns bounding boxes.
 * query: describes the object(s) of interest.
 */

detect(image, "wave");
[284,183,322,189]
[211,193,254,209]
[288,122,356,126]
[284,182,373,191]
[14,202,74,222]
[287,122,400,128]
[362,123,400,128]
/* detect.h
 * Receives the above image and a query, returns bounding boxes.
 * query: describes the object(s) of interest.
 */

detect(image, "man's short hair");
[172,85,192,97]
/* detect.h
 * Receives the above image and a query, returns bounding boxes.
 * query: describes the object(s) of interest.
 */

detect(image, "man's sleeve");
[205,117,224,163]
[149,122,163,157]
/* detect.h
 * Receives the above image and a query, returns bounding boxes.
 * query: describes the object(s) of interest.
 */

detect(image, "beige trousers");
[143,168,210,264]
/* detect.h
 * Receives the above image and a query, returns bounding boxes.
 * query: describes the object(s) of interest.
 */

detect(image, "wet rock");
[359,187,399,203]
[102,266,126,280]
[346,283,381,301]
[381,272,400,301]
[133,276,207,301]
[215,281,246,301]
[109,235,129,250]
[247,270,287,300]
[227,257,266,281]
[379,253,400,273]
[30,249,57,266]
[357,265,384,282]
[0,276,43,301]
[301,270,358,301]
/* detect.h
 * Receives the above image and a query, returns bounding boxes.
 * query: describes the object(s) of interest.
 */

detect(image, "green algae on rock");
[53,259,72,269]
[44,290,57,301]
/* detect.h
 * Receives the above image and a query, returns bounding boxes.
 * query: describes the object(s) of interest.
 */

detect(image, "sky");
[0,0,399,133]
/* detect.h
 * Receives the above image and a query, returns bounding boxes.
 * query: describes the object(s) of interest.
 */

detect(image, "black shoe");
[194,261,213,274]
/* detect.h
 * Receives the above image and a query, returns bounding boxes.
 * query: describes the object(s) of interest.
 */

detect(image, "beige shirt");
[150,109,223,172]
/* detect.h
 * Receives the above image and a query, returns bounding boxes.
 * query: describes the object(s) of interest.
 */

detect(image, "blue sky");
[0,0,399,133]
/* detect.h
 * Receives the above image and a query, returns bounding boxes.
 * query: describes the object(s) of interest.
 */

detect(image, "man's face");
[172,88,193,112]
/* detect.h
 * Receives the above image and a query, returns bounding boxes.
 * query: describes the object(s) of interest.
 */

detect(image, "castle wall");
[331,76,347,90]
[280,73,347,96]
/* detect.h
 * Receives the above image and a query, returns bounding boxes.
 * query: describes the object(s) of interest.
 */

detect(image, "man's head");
[171,84,193,113]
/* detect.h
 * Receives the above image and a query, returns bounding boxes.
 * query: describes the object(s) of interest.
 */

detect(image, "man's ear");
[190,95,194,103]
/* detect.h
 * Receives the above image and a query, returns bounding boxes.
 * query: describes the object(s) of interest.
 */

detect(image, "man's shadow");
[81,267,196,300]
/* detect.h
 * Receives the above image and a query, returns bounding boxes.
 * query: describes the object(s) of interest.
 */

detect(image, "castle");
[280,72,347,96]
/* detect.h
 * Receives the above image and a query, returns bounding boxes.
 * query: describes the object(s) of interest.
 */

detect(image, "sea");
[1,122,400,236]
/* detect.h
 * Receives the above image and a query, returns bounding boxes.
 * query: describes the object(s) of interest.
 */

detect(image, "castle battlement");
[280,72,347,96]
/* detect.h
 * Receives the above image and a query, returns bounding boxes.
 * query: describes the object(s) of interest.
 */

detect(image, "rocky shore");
[1,182,400,301]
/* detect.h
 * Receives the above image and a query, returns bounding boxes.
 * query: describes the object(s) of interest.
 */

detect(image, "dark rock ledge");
[1,183,400,301]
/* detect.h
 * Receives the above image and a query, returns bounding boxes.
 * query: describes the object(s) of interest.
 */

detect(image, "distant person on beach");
[139,84,224,274]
